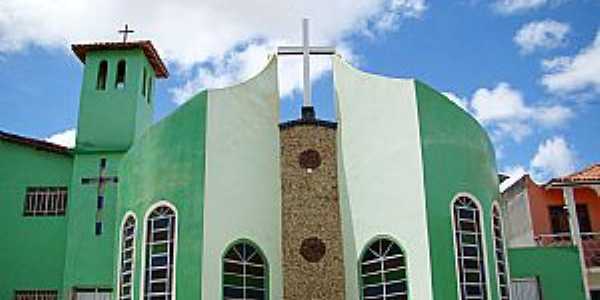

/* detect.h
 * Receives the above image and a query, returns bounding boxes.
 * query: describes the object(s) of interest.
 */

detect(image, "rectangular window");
[23,187,68,216]
[549,205,592,234]
[72,287,111,300]
[15,290,58,300]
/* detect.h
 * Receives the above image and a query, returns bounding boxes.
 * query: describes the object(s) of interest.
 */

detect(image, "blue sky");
[0,0,598,183]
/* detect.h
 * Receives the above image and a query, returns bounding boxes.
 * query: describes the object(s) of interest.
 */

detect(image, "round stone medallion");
[300,236,326,263]
[298,149,322,170]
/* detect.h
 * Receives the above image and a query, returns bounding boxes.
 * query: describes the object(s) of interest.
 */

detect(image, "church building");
[0,34,587,299]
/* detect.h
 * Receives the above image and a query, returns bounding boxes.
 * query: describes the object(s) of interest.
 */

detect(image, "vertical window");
[147,77,153,103]
[116,60,127,89]
[143,205,176,300]
[119,214,136,300]
[223,241,267,300]
[142,68,147,97]
[360,238,408,300]
[453,195,488,300]
[97,60,108,90]
[493,205,510,300]
[15,290,58,300]
[23,187,68,216]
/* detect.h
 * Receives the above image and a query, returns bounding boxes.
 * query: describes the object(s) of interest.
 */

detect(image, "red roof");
[549,164,600,185]
[0,130,72,156]
[71,40,169,78]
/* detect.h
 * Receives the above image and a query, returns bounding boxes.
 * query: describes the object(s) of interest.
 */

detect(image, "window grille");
[72,287,112,300]
[360,238,408,300]
[453,196,488,300]
[493,205,510,300]
[223,242,267,300]
[14,290,58,300]
[119,215,136,300]
[23,187,68,216]
[143,206,176,300]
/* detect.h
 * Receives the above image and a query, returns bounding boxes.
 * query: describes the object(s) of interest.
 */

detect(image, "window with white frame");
[23,187,67,216]
[223,241,267,300]
[360,238,408,300]
[119,214,136,300]
[493,205,510,300]
[143,205,176,300]
[14,290,58,300]
[453,196,488,300]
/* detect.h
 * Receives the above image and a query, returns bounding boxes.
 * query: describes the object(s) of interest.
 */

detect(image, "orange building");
[501,164,600,298]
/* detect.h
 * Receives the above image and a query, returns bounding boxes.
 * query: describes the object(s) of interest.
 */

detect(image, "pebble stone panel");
[280,123,345,300]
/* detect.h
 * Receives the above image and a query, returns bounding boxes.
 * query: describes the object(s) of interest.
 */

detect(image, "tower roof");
[71,40,169,78]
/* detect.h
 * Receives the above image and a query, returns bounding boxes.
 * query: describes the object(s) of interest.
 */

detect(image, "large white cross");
[277,19,336,108]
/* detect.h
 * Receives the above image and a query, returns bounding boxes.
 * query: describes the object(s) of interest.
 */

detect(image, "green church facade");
[0,40,587,300]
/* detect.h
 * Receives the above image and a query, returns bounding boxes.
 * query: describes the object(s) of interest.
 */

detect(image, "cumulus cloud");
[45,128,76,148]
[530,136,576,181]
[541,30,600,95]
[514,20,570,54]
[469,82,573,142]
[0,0,427,104]
[493,0,548,14]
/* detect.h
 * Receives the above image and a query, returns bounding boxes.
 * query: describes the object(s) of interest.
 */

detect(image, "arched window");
[360,238,407,300]
[143,205,176,300]
[96,60,108,90]
[493,204,510,300]
[222,241,267,299]
[118,214,136,300]
[116,60,127,89]
[453,195,488,300]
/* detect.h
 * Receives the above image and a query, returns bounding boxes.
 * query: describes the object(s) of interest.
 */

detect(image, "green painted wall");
[62,152,123,296]
[117,91,208,300]
[0,140,73,299]
[509,246,587,300]
[415,81,502,300]
[76,49,154,152]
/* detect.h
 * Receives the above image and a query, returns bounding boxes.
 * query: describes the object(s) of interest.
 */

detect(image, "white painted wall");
[202,56,282,299]
[334,56,434,299]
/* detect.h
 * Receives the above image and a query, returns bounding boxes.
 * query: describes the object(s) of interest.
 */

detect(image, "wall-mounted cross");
[81,158,118,235]
[277,19,336,109]
[118,24,134,43]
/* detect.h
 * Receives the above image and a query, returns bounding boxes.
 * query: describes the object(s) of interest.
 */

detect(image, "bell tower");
[71,40,168,152]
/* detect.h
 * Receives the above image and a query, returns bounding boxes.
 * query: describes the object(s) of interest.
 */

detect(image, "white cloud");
[494,0,548,14]
[45,128,76,148]
[0,0,427,104]
[530,136,576,181]
[514,20,570,54]
[541,30,600,95]
[469,82,573,142]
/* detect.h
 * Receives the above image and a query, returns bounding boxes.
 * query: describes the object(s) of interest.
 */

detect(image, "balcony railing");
[535,232,600,268]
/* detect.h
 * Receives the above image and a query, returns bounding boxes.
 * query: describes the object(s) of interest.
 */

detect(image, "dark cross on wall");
[81,158,119,235]
[118,24,134,43]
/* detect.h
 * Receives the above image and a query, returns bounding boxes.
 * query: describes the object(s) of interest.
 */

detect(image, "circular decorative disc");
[300,237,326,263]
[298,149,322,170]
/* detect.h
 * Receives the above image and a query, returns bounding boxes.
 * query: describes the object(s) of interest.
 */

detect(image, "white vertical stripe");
[334,56,434,299]
[202,56,282,299]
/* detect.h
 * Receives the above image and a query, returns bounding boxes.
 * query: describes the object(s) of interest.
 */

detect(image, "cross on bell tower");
[278,19,336,120]
[118,24,134,43]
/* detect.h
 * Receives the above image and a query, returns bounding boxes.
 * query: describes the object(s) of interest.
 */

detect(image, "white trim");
[139,201,178,300]
[491,202,512,300]
[450,192,492,300]
[117,211,137,300]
